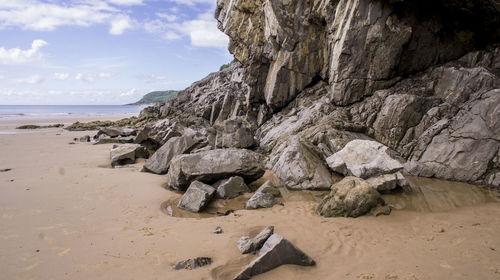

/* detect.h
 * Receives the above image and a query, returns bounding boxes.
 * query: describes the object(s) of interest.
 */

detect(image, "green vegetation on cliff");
[129,90,179,105]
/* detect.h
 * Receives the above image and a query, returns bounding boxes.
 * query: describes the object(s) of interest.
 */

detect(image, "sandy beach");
[1,117,500,280]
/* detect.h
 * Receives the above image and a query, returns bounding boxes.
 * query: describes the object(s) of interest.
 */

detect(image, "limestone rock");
[256,181,281,197]
[234,234,315,280]
[177,181,215,213]
[317,177,385,218]
[174,257,212,270]
[110,144,147,167]
[366,172,409,192]
[270,137,333,190]
[167,149,265,191]
[326,140,403,179]
[143,135,197,175]
[215,117,255,148]
[237,226,274,254]
[214,176,251,199]
[245,192,280,210]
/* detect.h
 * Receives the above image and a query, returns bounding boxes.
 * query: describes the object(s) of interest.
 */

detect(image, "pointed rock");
[143,135,196,174]
[214,176,251,199]
[237,226,274,254]
[234,234,315,280]
[245,192,280,210]
[177,181,215,213]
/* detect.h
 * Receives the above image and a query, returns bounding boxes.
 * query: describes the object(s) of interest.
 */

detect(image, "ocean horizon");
[0,105,146,120]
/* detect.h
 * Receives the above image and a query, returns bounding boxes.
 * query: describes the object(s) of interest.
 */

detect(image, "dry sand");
[1,117,500,280]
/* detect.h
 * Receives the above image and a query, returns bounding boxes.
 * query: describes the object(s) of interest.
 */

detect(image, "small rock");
[68,142,76,145]
[177,181,215,213]
[110,144,148,167]
[234,234,315,280]
[143,135,197,175]
[214,176,251,199]
[213,227,223,234]
[174,257,212,270]
[370,205,392,217]
[237,226,274,254]
[256,181,281,197]
[79,135,90,142]
[317,177,386,218]
[0,168,12,173]
[245,192,280,210]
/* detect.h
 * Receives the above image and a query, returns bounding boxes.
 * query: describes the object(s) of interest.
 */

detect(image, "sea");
[0,105,145,120]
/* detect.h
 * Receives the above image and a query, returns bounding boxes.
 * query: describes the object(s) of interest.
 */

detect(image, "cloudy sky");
[0,0,231,105]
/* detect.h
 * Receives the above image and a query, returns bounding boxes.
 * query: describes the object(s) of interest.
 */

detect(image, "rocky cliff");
[142,0,499,188]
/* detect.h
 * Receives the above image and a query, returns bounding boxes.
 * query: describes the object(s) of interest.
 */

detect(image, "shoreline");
[1,117,500,280]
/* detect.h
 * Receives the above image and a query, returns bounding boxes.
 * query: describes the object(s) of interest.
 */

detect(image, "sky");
[0,0,232,105]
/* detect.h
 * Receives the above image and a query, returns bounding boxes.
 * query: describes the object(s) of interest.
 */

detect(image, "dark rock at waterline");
[245,192,280,210]
[79,135,91,142]
[214,176,251,199]
[317,177,386,218]
[16,124,64,129]
[237,226,274,254]
[110,144,148,167]
[174,257,212,270]
[166,149,265,191]
[0,168,12,173]
[177,181,215,213]
[234,234,315,280]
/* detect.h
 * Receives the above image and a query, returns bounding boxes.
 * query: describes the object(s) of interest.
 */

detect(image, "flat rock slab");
[174,257,212,270]
[366,171,409,192]
[234,234,315,280]
[326,139,403,179]
[143,135,196,175]
[177,181,215,213]
[94,135,135,145]
[317,177,385,218]
[167,148,265,191]
[110,144,148,167]
[97,127,136,138]
[237,226,274,254]
[245,192,280,210]
[214,176,251,199]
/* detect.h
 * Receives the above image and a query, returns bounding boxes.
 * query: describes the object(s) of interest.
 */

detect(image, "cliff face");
[151,0,500,187]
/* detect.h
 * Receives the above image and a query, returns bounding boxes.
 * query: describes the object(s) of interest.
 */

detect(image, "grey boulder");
[256,181,281,197]
[237,226,274,254]
[110,144,148,167]
[177,181,215,213]
[245,192,280,210]
[214,176,251,199]
[234,234,315,280]
[143,135,197,174]
[97,127,136,138]
[94,135,135,145]
[167,149,265,191]
[215,117,255,148]
[366,172,409,192]
[326,140,403,179]
[317,177,386,218]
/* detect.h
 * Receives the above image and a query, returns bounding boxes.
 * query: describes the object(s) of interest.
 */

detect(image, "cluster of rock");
[235,226,315,279]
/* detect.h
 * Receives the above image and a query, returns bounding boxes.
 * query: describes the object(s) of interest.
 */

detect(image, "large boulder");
[214,176,251,199]
[94,135,135,145]
[215,117,255,148]
[234,234,315,280]
[270,137,333,190]
[326,140,403,179]
[110,144,148,167]
[237,226,274,254]
[142,135,197,174]
[317,177,386,218]
[177,181,216,213]
[167,149,265,191]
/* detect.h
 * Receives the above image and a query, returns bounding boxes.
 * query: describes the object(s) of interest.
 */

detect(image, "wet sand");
[1,118,500,280]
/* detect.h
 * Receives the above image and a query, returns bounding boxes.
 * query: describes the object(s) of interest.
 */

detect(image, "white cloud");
[15,74,45,84]
[0,39,48,65]
[120,88,138,96]
[109,15,133,35]
[145,10,228,48]
[99,72,112,78]
[75,72,112,82]
[156,12,178,22]
[0,75,4,80]
[54,72,69,80]
[169,0,215,6]
[137,74,168,83]
[0,1,134,35]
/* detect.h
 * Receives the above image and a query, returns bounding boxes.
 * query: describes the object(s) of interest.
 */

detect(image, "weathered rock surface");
[142,135,197,174]
[256,181,281,197]
[94,135,135,145]
[237,226,274,254]
[234,234,315,280]
[366,172,409,192]
[97,127,136,138]
[110,144,148,167]
[174,257,212,270]
[177,181,215,213]
[214,176,251,199]
[215,117,255,148]
[245,192,280,210]
[317,177,386,218]
[270,136,333,190]
[167,149,265,191]
[326,140,404,179]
